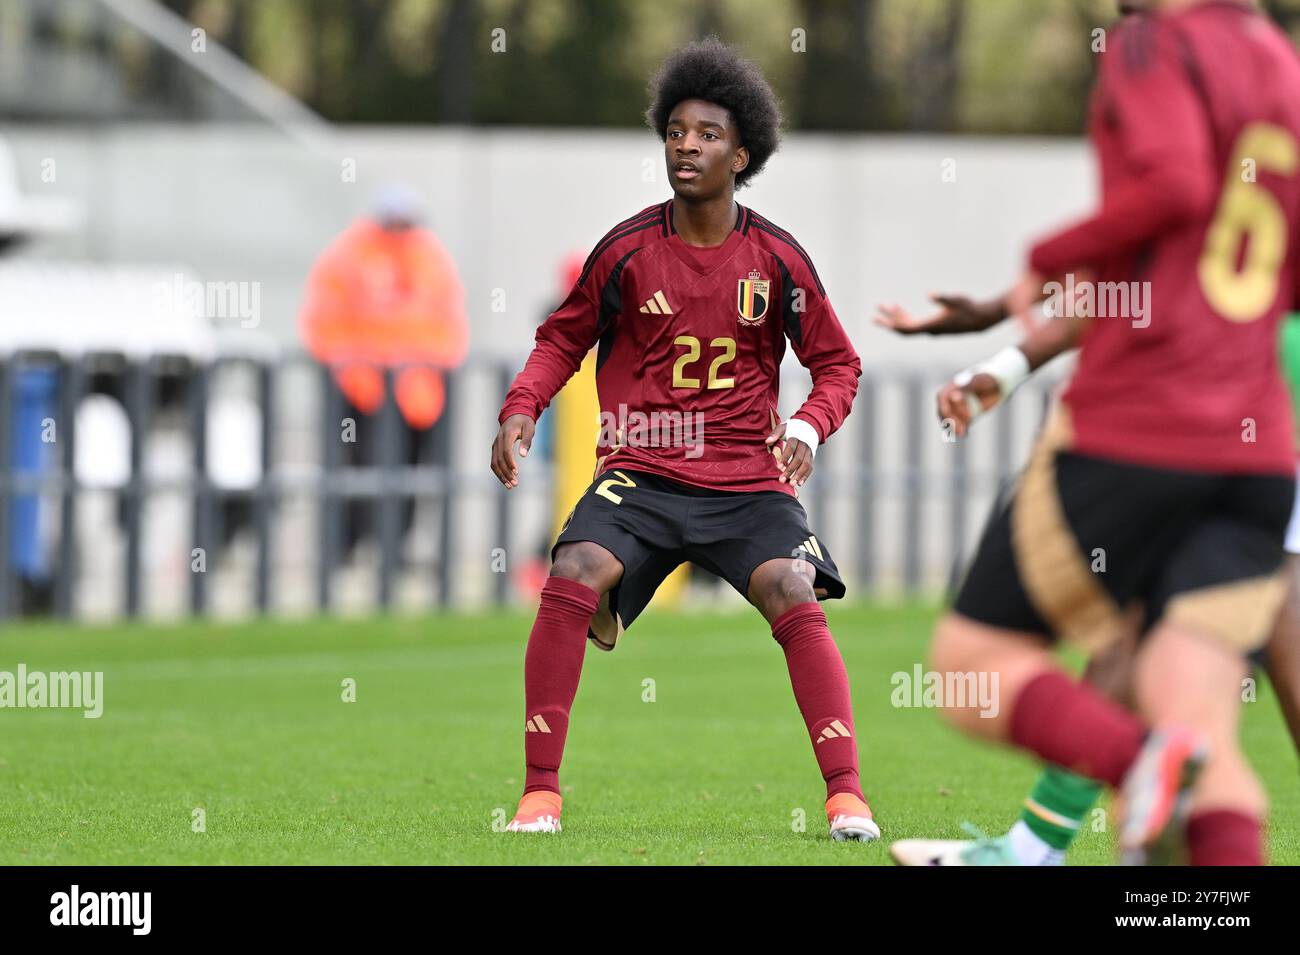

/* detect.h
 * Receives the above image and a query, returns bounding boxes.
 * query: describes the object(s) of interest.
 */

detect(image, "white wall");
[2,124,1094,361]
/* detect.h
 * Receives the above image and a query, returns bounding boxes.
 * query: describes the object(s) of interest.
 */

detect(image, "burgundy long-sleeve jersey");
[499,200,862,495]
[1029,2,1300,476]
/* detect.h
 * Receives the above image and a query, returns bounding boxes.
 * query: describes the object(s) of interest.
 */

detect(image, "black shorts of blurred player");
[954,415,1292,662]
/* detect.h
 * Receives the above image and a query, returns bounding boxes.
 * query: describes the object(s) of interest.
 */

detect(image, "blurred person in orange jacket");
[300,184,468,554]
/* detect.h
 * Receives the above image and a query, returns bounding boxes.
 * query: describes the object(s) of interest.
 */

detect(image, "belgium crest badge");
[737,270,770,326]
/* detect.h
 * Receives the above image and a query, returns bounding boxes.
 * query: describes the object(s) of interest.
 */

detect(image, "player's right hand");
[491,413,536,489]
[874,294,1004,335]
[936,373,1000,439]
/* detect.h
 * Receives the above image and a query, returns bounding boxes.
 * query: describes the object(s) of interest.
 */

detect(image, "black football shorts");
[553,468,845,650]
[954,412,1294,655]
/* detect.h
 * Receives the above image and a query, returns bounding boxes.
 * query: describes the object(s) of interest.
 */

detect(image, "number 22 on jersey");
[672,336,736,390]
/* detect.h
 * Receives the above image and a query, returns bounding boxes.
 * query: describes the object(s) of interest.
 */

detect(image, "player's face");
[664,99,749,200]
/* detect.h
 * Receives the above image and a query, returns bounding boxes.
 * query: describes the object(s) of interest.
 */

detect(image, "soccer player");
[887,304,1300,863]
[489,38,876,840]
[888,309,1300,866]
[883,0,1300,865]
[879,305,1124,865]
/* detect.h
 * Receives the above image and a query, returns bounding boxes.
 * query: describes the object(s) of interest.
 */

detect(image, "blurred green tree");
[154,0,1300,133]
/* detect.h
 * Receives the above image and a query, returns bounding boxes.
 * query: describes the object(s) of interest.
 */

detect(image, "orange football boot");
[505,790,563,833]
[826,792,880,842]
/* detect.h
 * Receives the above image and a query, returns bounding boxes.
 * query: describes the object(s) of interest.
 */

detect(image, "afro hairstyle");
[645,36,782,189]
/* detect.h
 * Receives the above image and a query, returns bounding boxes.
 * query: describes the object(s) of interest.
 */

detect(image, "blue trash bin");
[9,367,59,582]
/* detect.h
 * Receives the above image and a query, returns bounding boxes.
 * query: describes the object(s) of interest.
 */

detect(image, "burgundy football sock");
[1188,809,1264,866]
[772,602,863,801]
[1009,670,1145,787]
[522,576,599,796]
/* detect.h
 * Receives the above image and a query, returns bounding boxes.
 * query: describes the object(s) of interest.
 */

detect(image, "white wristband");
[783,417,820,457]
[952,346,1030,425]
[956,345,1030,398]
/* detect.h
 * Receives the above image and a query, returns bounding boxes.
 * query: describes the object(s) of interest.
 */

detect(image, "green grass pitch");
[0,603,1296,865]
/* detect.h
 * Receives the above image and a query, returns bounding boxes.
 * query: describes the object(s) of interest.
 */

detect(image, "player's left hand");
[765,421,813,487]
[936,372,1001,439]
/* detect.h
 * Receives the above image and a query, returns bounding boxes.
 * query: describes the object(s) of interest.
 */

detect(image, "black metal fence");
[0,351,1061,621]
